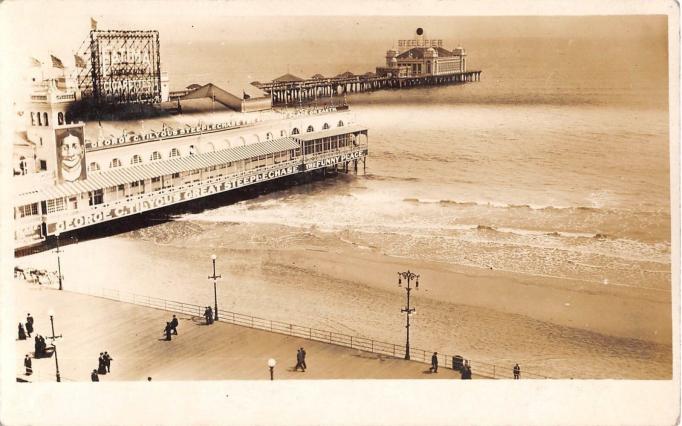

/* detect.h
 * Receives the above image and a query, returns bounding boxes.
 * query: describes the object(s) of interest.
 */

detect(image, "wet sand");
[20,220,672,379]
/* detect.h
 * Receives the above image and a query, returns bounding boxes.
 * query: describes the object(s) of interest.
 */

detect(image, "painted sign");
[88,121,236,150]
[55,127,87,183]
[398,39,443,49]
[47,165,298,234]
[304,150,364,171]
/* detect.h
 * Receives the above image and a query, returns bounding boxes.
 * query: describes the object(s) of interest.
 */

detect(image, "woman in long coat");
[18,323,27,340]
[24,354,32,375]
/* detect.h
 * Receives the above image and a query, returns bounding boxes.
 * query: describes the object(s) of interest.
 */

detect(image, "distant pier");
[253,71,482,105]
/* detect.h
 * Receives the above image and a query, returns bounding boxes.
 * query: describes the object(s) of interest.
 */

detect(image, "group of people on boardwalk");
[33,335,48,358]
[163,315,179,340]
[203,307,214,325]
[294,347,307,372]
[91,351,113,381]
[17,313,34,341]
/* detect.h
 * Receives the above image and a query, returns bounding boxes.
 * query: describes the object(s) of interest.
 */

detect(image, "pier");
[252,71,482,105]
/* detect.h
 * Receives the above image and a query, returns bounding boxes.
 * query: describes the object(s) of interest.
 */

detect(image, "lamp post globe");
[268,358,277,380]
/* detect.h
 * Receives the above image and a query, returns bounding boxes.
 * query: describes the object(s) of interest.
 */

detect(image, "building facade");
[377,46,467,78]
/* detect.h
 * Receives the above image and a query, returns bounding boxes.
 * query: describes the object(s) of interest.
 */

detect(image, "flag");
[29,57,42,67]
[91,17,98,31]
[74,54,86,68]
[51,55,64,69]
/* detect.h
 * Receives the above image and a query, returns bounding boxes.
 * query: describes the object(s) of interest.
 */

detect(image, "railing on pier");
[82,286,553,380]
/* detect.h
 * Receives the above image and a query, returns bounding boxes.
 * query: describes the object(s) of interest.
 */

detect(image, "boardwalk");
[14,282,467,381]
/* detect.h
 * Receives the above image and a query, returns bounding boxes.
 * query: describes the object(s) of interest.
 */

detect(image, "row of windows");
[86,121,346,172]
[29,111,76,127]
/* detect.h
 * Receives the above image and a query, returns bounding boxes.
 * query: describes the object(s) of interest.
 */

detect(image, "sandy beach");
[19,219,672,379]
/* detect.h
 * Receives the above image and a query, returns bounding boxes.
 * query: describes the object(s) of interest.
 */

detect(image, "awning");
[296,124,367,141]
[15,137,301,205]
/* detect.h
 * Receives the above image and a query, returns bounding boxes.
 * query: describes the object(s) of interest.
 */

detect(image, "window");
[169,148,180,158]
[88,162,101,172]
[89,189,103,206]
[151,177,161,183]
[306,125,314,133]
[337,120,344,127]
[205,142,215,152]
[291,128,300,135]
[117,184,125,191]
[131,181,140,187]
[43,112,48,126]
[322,123,330,130]
[150,151,162,161]
[280,130,286,137]
[46,198,66,214]
[110,158,122,168]
[58,112,64,125]
[65,112,73,124]
[30,112,36,126]
[131,155,143,165]
[172,172,180,179]
[189,145,196,156]
[18,203,39,218]
[266,132,273,140]
[39,160,47,170]
[37,113,42,126]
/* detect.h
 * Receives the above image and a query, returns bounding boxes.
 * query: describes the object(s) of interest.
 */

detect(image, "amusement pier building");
[13,70,368,250]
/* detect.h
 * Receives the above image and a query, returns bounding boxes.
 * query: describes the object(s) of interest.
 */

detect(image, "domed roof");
[386,49,398,58]
[390,57,397,64]
[425,47,438,58]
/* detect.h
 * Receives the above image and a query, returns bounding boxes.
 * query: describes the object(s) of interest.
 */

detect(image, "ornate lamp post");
[47,308,63,382]
[54,232,63,291]
[398,270,419,360]
[268,358,277,380]
[208,254,222,321]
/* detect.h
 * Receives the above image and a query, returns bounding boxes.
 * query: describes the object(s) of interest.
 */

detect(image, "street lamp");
[54,232,63,290]
[47,308,62,382]
[398,270,419,360]
[268,358,277,380]
[208,254,222,321]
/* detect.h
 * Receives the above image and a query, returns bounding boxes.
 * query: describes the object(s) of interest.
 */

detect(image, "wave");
[402,197,618,213]
[364,174,421,183]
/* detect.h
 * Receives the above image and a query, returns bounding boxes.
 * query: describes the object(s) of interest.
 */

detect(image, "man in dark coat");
[26,314,34,337]
[104,351,113,373]
[204,307,212,325]
[91,369,99,382]
[164,322,172,341]
[294,349,304,372]
[300,347,307,370]
[98,353,107,374]
[170,315,179,335]
[24,354,32,376]
[18,323,27,340]
[513,363,521,379]
[431,352,439,373]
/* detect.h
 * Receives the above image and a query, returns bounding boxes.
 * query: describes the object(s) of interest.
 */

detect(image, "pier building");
[13,73,368,251]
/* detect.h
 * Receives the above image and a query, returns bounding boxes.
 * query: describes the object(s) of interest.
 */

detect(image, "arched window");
[58,112,64,125]
[239,136,247,146]
[322,123,330,130]
[150,151,162,161]
[291,127,299,135]
[43,112,48,126]
[306,125,314,133]
[189,145,196,156]
[88,162,101,172]
[30,113,36,126]
[110,158,122,168]
[337,120,344,127]
[131,155,143,165]
[205,142,215,152]
[225,139,232,149]
[65,112,73,124]
[266,132,273,140]
[169,148,180,158]
[253,134,260,143]
[37,113,42,126]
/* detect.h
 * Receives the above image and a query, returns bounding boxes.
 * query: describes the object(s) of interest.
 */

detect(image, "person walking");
[98,353,107,375]
[204,307,212,325]
[104,351,113,373]
[24,354,32,376]
[513,363,521,380]
[294,349,304,372]
[170,315,179,335]
[431,352,439,373]
[300,348,307,371]
[18,323,27,340]
[164,322,172,341]
[91,369,99,382]
[26,313,34,337]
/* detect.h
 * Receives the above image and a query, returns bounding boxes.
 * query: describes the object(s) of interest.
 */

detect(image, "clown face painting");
[55,127,87,183]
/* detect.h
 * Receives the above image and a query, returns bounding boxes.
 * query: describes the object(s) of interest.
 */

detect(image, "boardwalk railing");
[87,287,553,379]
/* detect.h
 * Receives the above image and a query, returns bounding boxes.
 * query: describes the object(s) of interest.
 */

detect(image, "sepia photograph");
[0,0,679,425]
